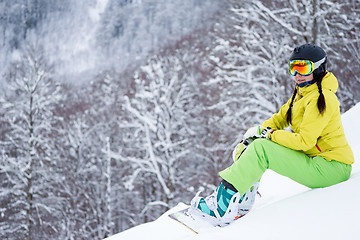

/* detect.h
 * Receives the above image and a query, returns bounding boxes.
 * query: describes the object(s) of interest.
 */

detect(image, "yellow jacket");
[262,72,354,164]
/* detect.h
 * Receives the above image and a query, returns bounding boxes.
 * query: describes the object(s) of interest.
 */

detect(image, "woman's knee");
[242,138,271,169]
[247,138,271,153]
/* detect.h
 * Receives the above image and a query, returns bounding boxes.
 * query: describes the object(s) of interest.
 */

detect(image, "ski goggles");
[288,57,326,76]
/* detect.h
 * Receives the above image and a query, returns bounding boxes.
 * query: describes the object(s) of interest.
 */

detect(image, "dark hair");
[285,72,327,125]
[315,72,327,115]
[286,88,297,125]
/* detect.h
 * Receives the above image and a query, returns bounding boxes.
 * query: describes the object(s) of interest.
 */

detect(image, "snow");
[105,102,360,240]
[88,0,108,22]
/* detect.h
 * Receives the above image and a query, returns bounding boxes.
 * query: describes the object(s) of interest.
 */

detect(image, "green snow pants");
[219,138,352,195]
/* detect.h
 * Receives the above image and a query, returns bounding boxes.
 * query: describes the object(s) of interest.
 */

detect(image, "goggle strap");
[313,56,326,70]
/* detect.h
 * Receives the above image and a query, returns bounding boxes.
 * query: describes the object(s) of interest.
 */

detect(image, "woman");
[189,43,354,226]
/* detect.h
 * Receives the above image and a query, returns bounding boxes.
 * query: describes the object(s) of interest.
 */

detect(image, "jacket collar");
[296,80,318,96]
[296,72,338,96]
[296,79,317,88]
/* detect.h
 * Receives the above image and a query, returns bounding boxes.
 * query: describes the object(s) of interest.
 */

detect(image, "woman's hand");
[243,126,272,139]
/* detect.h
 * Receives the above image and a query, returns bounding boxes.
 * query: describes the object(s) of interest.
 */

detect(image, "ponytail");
[316,72,327,115]
[286,87,297,125]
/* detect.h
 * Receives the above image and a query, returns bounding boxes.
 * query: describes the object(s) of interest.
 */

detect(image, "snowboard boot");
[189,181,259,226]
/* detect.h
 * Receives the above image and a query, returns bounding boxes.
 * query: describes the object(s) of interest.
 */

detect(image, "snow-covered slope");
[105,102,360,240]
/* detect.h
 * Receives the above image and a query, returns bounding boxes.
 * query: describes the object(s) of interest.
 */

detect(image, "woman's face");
[294,73,314,85]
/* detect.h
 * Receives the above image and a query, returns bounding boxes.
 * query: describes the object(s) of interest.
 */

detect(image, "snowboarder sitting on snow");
[189,43,354,226]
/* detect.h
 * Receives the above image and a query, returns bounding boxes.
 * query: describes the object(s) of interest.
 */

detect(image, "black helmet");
[290,43,327,79]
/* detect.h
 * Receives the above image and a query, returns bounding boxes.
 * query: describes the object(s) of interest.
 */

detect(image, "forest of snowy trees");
[1,0,359,239]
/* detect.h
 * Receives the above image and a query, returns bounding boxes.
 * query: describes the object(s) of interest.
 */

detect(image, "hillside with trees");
[0,0,359,239]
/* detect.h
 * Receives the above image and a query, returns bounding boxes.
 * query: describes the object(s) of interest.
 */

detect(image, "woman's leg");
[219,138,352,195]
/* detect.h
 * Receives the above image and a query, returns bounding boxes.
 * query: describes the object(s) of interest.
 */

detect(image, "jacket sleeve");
[267,92,338,151]
[262,99,291,130]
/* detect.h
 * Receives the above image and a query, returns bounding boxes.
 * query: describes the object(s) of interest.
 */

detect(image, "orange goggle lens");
[288,60,314,76]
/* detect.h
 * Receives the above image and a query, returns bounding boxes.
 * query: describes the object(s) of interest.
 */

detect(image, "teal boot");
[190,181,259,226]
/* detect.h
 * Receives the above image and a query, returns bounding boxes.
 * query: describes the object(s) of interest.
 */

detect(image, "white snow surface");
[105,102,360,240]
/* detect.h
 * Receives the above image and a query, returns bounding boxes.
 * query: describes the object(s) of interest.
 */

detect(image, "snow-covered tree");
[96,0,222,69]
[0,44,62,239]
[111,48,204,222]
[53,72,128,239]
[207,1,292,136]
